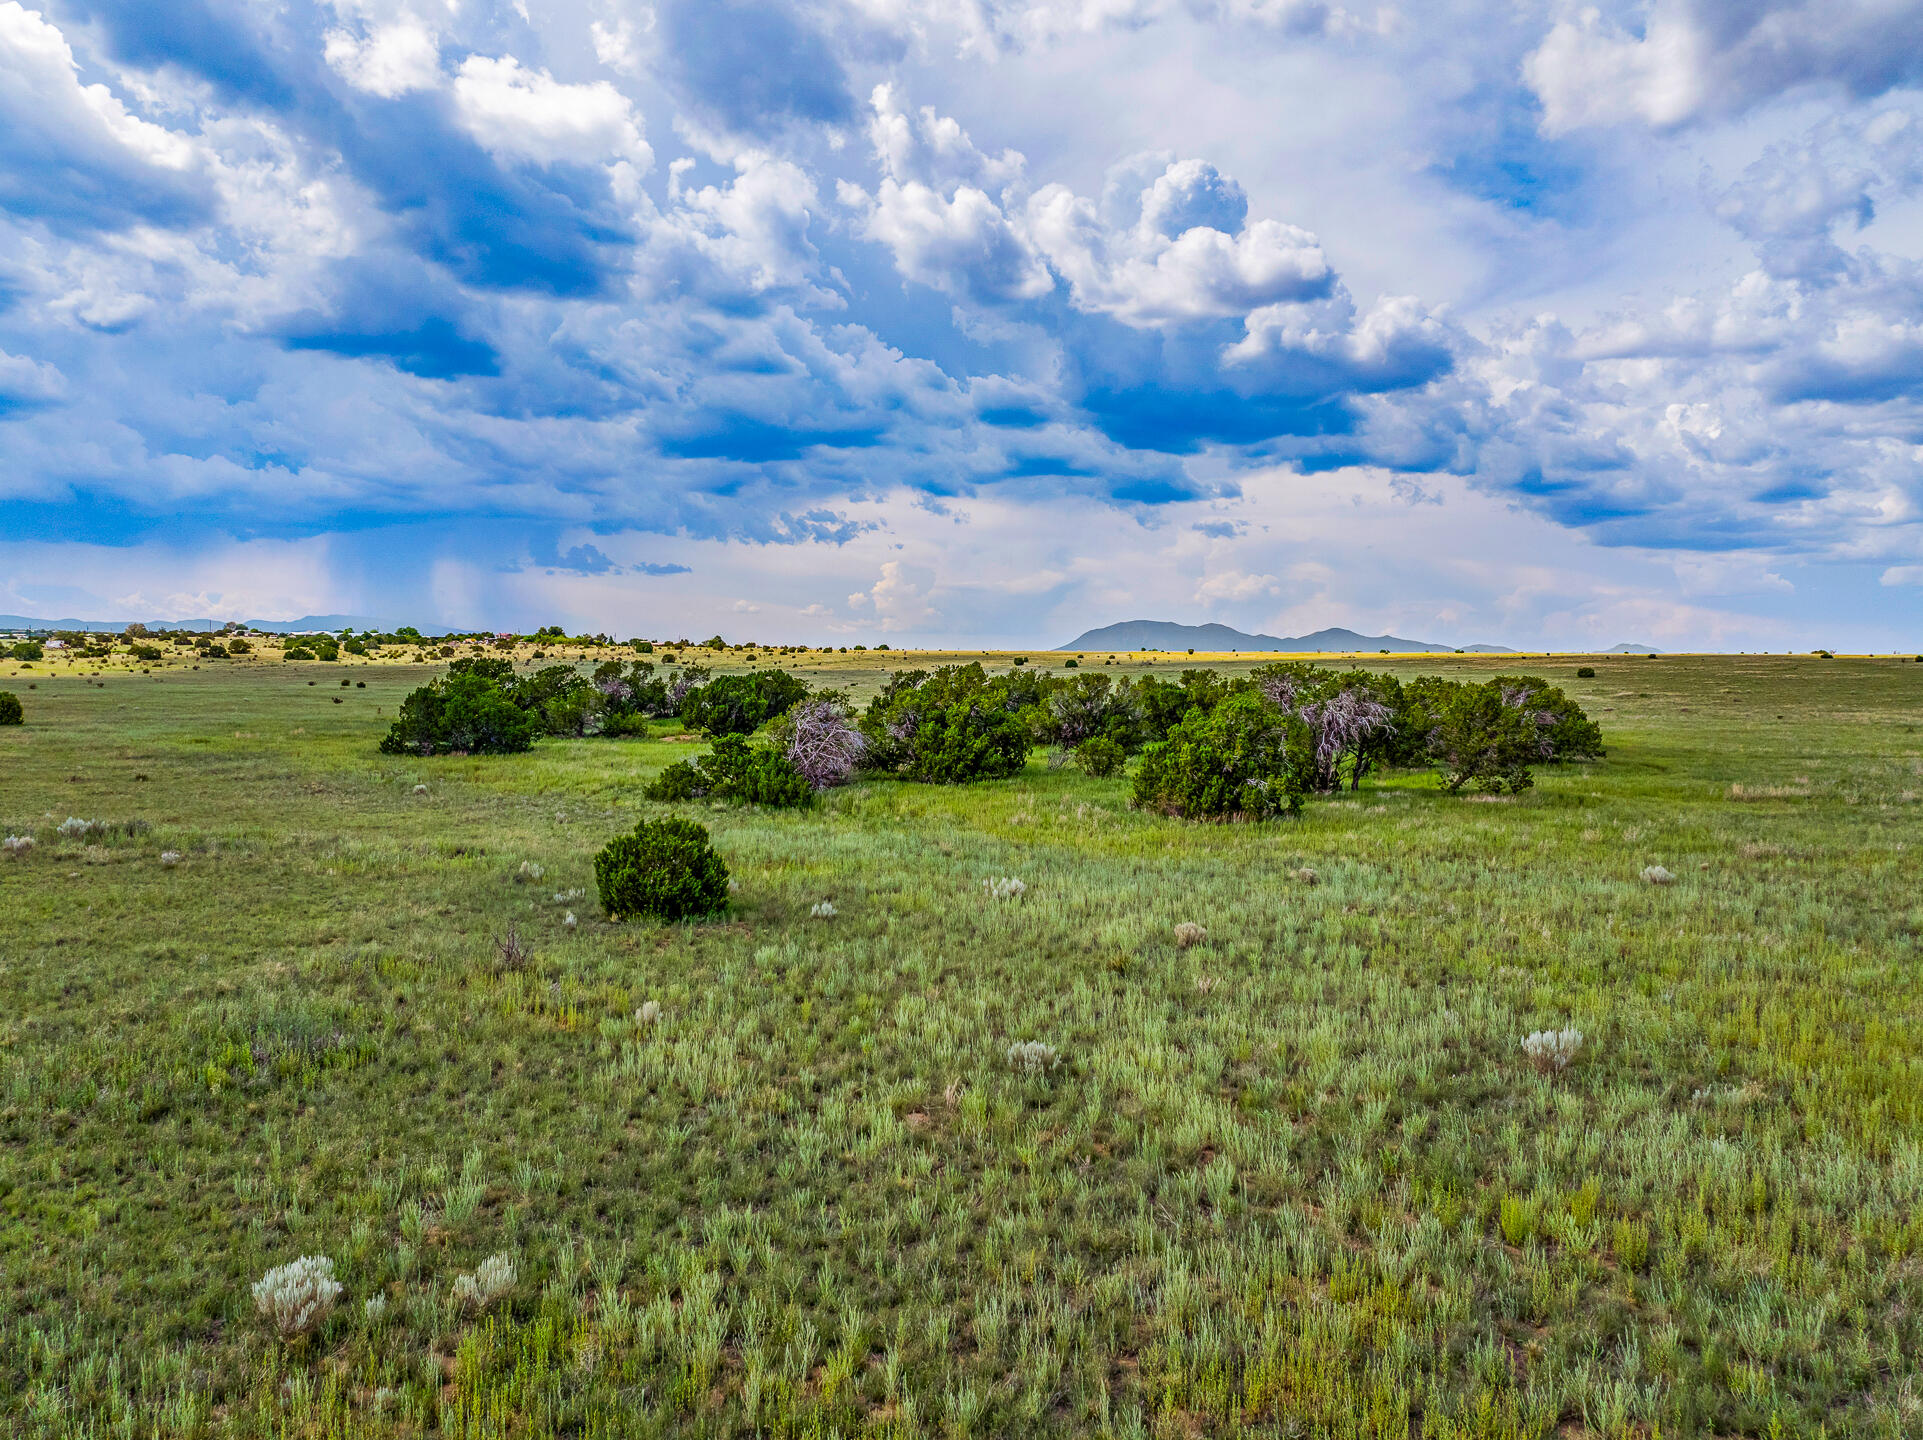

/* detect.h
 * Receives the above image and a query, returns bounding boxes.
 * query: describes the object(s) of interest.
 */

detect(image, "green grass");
[2,654,1921,1438]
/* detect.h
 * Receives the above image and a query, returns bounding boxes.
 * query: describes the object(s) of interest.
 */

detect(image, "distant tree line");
[378,653,1603,822]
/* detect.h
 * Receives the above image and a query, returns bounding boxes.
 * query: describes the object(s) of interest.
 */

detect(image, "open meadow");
[1,650,1920,1438]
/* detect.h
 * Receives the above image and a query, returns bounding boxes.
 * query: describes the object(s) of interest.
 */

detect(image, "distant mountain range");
[0,613,392,634]
[1057,620,1519,654]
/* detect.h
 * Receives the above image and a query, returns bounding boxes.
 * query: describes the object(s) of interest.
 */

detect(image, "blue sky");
[1,0,1921,648]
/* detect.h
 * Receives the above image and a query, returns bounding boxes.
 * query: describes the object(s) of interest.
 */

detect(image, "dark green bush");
[595,817,730,921]
[0,691,21,725]
[514,664,594,734]
[1035,673,1140,752]
[678,670,809,736]
[8,641,43,661]
[1422,678,1599,793]
[859,664,1033,783]
[1076,735,1125,778]
[379,672,539,755]
[645,736,813,807]
[1576,666,1596,678]
[1131,692,1308,818]
[1492,675,1605,763]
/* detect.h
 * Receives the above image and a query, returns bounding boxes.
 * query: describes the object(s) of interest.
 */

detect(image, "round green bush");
[1576,666,1596,678]
[594,816,731,921]
[1076,735,1124,778]
[0,691,21,725]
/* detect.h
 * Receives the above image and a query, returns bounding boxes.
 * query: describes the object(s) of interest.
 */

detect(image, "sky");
[2,0,1922,649]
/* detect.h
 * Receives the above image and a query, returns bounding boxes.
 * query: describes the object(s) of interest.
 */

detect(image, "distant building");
[44,639,66,650]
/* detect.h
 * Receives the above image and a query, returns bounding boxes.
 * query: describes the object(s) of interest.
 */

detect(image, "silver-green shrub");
[1521,1028,1583,1073]
[1006,1041,1061,1075]
[252,1255,342,1338]
[452,1251,516,1312]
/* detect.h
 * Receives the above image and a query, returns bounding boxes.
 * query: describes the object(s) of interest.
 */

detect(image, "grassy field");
[2,650,1920,1439]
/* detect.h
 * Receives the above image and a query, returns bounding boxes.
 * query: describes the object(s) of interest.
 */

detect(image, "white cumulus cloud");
[451,55,652,169]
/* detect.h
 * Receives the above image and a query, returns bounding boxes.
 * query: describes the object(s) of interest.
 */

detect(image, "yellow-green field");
[1,652,1920,1438]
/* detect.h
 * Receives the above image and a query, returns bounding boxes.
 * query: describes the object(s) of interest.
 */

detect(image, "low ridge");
[1057,619,1516,654]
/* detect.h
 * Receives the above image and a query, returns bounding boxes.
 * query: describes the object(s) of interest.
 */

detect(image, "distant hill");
[1603,642,1662,654]
[1057,619,1515,654]
[0,612,392,634]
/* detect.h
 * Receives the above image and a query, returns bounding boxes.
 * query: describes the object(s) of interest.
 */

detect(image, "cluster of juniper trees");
[381,656,1602,818]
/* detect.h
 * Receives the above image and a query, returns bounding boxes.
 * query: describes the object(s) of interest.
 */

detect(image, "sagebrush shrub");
[1007,1041,1061,1075]
[2,835,34,856]
[1173,921,1207,949]
[1521,1028,1583,1072]
[1640,865,1675,884]
[451,1252,516,1312]
[0,691,22,725]
[810,901,837,918]
[983,876,1026,901]
[57,817,97,840]
[252,1256,342,1339]
[594,816,730,921]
